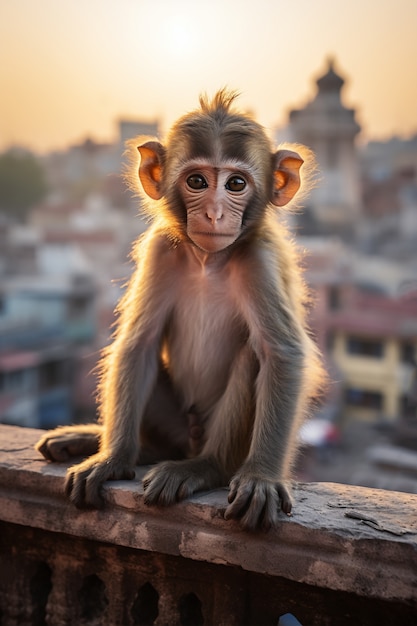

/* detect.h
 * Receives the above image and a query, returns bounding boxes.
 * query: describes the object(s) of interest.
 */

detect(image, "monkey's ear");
[137,141,166,200]
[271,149,304,207]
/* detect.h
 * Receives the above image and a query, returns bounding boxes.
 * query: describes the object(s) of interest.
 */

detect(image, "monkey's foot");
[35,425,101,462]
[65,454,135,508]
[225,473,293,531]
[143,457,222,506]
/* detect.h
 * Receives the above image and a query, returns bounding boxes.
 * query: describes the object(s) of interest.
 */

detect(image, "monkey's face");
[179,160,254,253]
[137,130,304,255]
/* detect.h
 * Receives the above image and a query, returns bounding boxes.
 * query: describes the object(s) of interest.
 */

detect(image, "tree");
[0,150,48,220]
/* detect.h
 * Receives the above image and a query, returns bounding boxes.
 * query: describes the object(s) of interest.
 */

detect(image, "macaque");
[36,90,324,530]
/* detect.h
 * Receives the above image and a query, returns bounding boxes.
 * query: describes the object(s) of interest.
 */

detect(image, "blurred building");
[360,134,417,181]
[303,238,417,425]
[278,58,362,238]
[42,119,160,205]
[0,272,95,428]
[119,119,159,145]
[0,116,160,429]
[359,136,417,260]
[329,290,417,422]
[30,192,147,337]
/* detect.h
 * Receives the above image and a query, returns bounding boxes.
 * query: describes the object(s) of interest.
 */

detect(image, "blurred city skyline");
[1,0,417,154]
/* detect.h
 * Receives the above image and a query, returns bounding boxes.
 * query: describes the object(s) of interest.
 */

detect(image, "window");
[39,360,66,390]
[0,368,33,393]
[345,387,383,410]
[67,295,89,320]
[326,331,335,351]
[401,342,416,365]
[328,286,340,311]
[400,394,417,420]
[346,336,384,358]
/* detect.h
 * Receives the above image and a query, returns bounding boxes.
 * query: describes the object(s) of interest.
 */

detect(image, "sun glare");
[161,16,199,59]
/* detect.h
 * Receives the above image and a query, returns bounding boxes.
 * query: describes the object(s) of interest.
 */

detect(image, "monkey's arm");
[65,232,176,508]
[224,244,309,529]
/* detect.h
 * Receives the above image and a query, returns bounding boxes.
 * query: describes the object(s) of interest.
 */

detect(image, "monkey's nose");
[205,208,223,224]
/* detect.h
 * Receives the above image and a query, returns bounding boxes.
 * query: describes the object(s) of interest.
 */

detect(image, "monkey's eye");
[225,175,246,192]
[186,174,208,190]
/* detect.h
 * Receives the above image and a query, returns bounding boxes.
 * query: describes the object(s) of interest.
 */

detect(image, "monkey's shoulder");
[131,227,180,262]
[235,226,299,271]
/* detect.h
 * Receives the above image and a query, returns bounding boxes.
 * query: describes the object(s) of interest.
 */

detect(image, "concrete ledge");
[1,424,416,605]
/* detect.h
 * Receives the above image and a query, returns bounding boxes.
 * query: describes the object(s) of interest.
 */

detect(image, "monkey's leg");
[63,367,198,508]
[35,424,102,462]
[143,345,256,507]
[138,369,203,463]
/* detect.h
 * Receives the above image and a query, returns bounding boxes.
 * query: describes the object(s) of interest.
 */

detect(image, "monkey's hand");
[65,454,136,509]
[225,470,293,531]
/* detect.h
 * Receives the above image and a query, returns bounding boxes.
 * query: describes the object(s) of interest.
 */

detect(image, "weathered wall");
[0,424,416,625]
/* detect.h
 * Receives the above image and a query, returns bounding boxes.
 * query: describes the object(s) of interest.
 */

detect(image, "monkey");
[36,89,325,531]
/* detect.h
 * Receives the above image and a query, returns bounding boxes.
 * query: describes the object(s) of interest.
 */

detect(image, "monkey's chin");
[189,232,238,253]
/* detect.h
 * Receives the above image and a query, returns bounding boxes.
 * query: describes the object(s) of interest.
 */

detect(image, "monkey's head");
[135,89,310,253]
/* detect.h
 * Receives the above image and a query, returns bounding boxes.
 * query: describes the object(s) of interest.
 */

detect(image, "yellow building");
[323,282,417,423]
[331,331,416,422]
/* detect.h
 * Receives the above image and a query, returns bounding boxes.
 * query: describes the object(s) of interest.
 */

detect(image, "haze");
[1,0,416,153]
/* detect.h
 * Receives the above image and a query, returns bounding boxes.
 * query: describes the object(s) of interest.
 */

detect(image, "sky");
[1,0,416,154]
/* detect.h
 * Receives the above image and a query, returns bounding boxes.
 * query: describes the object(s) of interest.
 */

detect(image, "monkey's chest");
[165,279,246,412]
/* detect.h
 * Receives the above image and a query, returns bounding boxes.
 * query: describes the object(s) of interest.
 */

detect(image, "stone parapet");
[0,424,416,625]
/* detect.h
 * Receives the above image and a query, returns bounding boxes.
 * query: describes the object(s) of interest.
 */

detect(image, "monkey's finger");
[243,482,285,531]
[259,489,281,531]
[65,466,104,509]
[84,471,106,509]
[64,471,75,497]
[227,477,239,503]
[65,470,89,508]
[239,484,268,531]
[224,480,254,520]
[276,483,293,515]
[142,467,158,491]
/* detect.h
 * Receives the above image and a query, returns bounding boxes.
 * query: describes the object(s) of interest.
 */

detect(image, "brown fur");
[36,90,325,530]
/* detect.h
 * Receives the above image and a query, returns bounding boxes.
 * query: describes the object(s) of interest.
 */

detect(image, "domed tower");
[286,58,362,236]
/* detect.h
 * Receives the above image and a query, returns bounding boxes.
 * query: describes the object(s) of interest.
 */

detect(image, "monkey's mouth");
[188,230,238,253]
[190,231,236,238]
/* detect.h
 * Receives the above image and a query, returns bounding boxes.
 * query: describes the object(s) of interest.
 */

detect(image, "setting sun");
[160,15,200,59]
